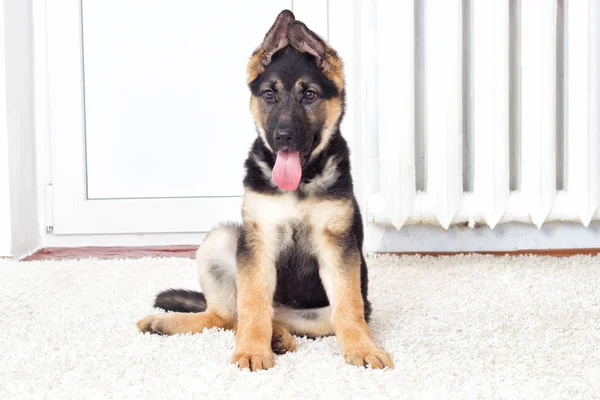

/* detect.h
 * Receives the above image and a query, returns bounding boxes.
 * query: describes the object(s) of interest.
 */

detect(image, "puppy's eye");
[304,90,317,100]
[263,90,275,101]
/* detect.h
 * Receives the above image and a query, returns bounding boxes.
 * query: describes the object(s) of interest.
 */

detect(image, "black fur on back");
[154,289,207,313]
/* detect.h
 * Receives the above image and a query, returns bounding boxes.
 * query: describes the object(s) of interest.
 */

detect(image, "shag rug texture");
[1,254,599,399]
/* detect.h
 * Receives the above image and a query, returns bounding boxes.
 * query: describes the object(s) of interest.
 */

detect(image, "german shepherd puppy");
[137,10,393,371]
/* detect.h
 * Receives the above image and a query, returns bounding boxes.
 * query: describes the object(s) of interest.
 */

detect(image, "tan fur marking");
[311,201,352,238]
[323,49,345,92]
[294,78,305,93]
[249,95,261,126]
[249,97,273,152]
[247,50,265,84]
[136,309,233,335]
[293,77,325,94]
[311,96,343,158]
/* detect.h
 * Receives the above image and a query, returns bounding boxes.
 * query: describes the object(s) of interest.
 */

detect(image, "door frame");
[45,0,339,235]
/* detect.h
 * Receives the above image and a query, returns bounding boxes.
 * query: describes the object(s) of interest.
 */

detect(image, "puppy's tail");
[154,289,207,313]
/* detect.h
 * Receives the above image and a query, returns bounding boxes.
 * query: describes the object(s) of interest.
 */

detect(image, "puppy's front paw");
[344,347,394,369]
[232,351,275,371]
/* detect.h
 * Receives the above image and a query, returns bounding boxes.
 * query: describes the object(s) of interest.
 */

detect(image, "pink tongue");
[272,150,302,191]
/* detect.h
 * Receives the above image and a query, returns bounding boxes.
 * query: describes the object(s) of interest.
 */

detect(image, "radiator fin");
[473,0,510,229]
[425,0,463,229]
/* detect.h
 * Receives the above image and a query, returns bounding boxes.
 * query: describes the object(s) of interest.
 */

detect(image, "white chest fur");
[242,191,353,247]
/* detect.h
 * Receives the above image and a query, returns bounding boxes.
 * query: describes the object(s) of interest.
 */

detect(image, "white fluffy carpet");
[2,254,600,399]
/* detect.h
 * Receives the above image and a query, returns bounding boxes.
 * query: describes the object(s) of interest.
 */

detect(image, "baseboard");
[367,221,600,252]
[375,248,600,257]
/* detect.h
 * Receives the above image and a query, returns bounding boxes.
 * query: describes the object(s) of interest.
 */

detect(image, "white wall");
[0,134,10,257]
[3,0,40,258]
[32,0,53,250]
[0,0,12,257]
[2,0,598,257]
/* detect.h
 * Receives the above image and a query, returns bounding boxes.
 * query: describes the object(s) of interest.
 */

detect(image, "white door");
[46,0,328,234]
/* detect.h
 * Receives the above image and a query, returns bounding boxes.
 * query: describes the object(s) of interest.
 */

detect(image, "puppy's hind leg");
[271,321,296,354]
[274,306,335,338]
[137,223,240,335]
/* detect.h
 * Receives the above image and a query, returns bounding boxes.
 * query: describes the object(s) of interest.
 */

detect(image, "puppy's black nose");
[275,129,294,145]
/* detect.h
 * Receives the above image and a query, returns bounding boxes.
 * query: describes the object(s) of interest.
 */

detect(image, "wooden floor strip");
[22,245,198,261]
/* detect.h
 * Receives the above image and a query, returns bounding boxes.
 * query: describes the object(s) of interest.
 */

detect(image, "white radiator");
[363,0,600,230]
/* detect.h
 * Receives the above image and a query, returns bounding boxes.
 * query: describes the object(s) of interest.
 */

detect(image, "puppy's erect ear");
[261,9,295,66]
[288,21,344,92]
[247,10,295,83]
[288,21,328,70]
